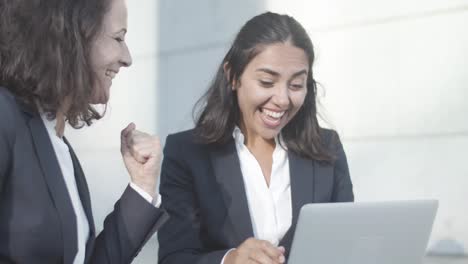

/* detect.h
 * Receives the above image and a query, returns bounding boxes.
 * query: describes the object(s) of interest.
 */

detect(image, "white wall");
[68,0,468,262]
[156,0,268,139]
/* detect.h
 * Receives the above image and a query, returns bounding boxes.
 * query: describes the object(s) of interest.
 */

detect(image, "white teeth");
[263,109,285,119]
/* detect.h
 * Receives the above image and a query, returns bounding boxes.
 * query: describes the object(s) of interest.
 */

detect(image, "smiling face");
[233,42,309,143]
[89,0,132,104]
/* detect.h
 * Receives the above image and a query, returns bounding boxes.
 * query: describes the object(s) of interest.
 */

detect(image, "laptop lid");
[288,200,438,264]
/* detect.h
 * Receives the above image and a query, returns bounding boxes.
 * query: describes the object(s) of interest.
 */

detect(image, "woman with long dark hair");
[0,0,168,263]
[158,12,353,264]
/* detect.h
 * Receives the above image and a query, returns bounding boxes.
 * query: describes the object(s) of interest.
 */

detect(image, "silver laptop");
[288,200,438,264]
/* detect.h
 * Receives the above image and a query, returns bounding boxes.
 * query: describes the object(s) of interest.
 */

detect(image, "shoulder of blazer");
[164,128,233,163]
[0,86,21,144]
[165,128,216,152]
[164,129,199,159]
[0,86,18,117]
[0,86,23,181]
[318,127,341,151]
[166,128,196,144]
[0,86,36,118]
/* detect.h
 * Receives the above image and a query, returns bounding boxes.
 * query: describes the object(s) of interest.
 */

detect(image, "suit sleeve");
[157,135,229,264]
[330,131,354,202]
[88,185,169,264]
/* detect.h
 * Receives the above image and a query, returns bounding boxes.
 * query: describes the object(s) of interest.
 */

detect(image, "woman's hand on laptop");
[224,237,285,264]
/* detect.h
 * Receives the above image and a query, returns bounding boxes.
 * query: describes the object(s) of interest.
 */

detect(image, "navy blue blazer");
[157,128,354,264]
[0,87,169,264]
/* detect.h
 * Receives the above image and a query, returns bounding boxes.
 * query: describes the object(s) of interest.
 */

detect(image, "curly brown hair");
[0,0,111,127]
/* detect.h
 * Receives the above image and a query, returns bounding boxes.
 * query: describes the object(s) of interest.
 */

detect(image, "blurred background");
[66,0,468,263]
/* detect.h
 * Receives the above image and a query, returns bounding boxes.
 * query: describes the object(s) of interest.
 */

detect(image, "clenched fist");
[120,123,161,198]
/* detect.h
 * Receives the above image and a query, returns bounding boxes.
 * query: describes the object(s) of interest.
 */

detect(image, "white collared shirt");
[232,127,292,246]
[41,115,160,264]
[221,128,292,263]
[41,115,89,264]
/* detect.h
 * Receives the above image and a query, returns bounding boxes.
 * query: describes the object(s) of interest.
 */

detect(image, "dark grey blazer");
[157,127,354,264]
[0,87,169,264]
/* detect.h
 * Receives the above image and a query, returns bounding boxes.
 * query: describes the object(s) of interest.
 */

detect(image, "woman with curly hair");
[0,0,168,263]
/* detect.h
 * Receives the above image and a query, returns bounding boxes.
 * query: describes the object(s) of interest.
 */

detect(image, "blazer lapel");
[279,151,315,252]
[210,140,254,245]
[63,137,96,262]
[28,115,77,264]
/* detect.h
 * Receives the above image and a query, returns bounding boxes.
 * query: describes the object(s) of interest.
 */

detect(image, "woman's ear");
[223,62,236,91]
[223,62,230,80]
[223,62,237,91]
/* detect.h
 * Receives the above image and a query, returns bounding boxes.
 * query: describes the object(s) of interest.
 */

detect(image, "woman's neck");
[240,124,276,157]
[54,111,66,138]
[54,97,71,138]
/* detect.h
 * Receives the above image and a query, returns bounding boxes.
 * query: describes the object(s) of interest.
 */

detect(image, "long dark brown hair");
[193,12,335,162]
[0,0,111,127]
